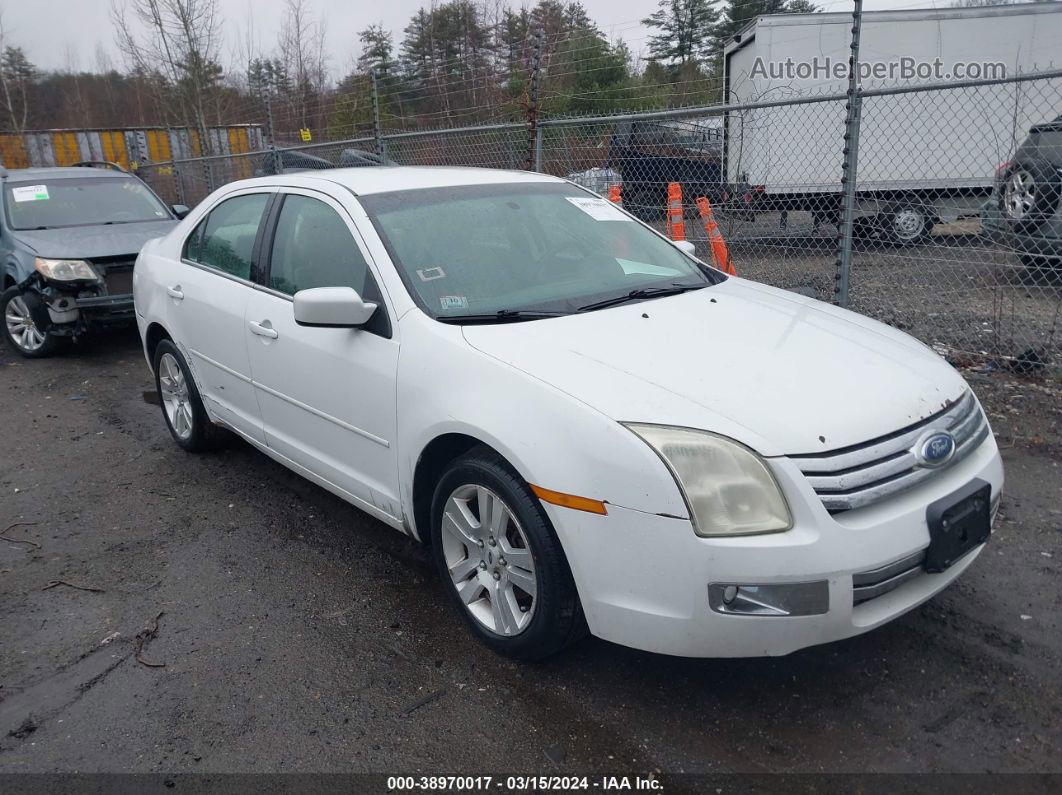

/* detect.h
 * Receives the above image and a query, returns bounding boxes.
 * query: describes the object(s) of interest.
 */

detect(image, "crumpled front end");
[18,256,136,338]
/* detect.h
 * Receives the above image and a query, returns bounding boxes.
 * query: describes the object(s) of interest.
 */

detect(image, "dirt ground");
[0,326,1060,786]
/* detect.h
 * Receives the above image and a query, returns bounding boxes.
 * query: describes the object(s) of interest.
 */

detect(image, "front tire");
[2,287,61,358]
[430,447,586,660]
[153,339,225,452]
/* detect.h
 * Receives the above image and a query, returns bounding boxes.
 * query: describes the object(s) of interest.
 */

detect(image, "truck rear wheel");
[623,187,665,223]
[881,203,934,246]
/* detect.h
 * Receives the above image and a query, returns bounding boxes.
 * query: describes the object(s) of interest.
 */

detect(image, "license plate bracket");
[925,479,991,573]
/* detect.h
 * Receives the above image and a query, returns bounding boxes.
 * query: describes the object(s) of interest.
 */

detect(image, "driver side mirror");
[672,239,696,257]
[172,204,190,219]
[293,286,377,328]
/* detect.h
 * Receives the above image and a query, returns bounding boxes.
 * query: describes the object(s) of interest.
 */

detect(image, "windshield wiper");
[576,283,706,313]
[437,309,568,324]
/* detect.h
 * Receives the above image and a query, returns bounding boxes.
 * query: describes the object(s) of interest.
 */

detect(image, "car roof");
[239,165,566,196]
[3,166,132,182]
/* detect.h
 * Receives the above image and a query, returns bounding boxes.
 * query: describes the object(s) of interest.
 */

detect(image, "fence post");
[264,75,282,175]
[165,128,186,207]
[834,0,864,308]
[371,68,387,161]
[526,30,544,172]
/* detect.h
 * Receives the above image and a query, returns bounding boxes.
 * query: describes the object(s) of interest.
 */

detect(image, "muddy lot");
[0,327,1060,784]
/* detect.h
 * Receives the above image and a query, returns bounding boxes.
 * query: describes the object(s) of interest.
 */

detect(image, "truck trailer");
[722,2,1062,244]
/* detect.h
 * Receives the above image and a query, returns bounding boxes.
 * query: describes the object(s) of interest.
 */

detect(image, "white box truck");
[722,2,1062,244]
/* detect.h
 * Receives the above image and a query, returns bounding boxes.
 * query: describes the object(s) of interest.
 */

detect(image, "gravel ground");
[0,326,1060,787]
[683,213,1062,369]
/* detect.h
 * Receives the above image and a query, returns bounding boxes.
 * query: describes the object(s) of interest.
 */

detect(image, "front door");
[244,189,401,521]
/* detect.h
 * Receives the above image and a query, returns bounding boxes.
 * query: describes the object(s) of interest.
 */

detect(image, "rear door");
[244,188,401,521]
[172,188,275,444]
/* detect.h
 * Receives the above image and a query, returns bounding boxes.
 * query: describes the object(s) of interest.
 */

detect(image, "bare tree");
[276,0,328,134]
[112,0,223,152]
[0,14,35,134]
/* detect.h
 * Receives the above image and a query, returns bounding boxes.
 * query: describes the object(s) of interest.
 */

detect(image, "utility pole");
[834,0,863,308]
[525,30,544,172]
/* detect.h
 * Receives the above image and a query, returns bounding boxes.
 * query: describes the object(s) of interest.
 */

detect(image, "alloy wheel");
[1003,169,1036,220]
[4,294,46,352]
[158,352,194,440]
[440,484,537,636]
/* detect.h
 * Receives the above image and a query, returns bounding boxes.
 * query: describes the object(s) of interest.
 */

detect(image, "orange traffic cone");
[695,196,736,275]
[666,182,685,241]
[607,183,622,205]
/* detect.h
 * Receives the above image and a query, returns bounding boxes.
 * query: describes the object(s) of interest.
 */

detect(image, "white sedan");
[133,167,1003,660]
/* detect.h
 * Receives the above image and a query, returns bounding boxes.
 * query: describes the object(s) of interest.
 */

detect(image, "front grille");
[88,257,136,296]
[789,391,990,513]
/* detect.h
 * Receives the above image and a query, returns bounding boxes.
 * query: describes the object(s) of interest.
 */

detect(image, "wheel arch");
[411,432,513,546]
[144,322,172,372]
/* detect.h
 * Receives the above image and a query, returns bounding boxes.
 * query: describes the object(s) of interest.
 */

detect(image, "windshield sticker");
[12,184,50,202]
[565,196,631,221]
[440,295,468,311]
[417,266,447,281]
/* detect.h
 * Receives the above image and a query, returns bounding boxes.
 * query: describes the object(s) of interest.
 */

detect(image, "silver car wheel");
[441,484,537,636]
[1003,169,1036,220]
[891,208,927,243]
[158,352,194,440]
[4,294,46,352]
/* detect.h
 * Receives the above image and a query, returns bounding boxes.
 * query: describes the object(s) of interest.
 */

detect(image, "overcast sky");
[0,0,931,76]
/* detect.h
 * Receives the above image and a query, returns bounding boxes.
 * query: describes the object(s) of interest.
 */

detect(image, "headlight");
[625,424,792,537]
[34,258,99,282]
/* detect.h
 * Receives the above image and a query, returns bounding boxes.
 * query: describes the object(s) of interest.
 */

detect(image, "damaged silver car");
[1,162,185,358]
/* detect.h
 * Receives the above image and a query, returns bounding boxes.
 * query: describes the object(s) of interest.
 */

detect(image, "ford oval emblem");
[917,431,956,467]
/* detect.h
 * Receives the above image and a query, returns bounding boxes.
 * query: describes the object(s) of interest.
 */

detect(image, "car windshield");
[3,176,172,230]
[359,182,725,320]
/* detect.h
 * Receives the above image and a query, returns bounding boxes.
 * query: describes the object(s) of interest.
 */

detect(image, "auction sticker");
[565,196,630,221]
[440,295,468,310]
[12,184,49,202]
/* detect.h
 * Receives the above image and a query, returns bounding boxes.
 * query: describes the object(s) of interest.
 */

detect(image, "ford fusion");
[133,167,1003,660]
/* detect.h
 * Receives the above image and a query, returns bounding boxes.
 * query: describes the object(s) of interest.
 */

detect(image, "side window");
[186,193,269,279]
[268,195,372,296]
[183,221,204,262]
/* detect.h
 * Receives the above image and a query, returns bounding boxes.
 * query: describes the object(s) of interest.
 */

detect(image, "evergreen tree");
[642,0,719,68]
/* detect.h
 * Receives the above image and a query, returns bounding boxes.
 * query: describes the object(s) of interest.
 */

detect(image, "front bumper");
[19,272,135,336]
[546,431,1003,658]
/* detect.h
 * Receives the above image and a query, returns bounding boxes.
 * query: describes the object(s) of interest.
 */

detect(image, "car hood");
[462,278,968,456]
[12,220,177,260]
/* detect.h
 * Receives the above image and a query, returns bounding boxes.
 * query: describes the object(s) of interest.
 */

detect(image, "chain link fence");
[137,69,1062,380]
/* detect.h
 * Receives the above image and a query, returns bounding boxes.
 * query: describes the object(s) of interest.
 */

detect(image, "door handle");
[166,285,184,300]
[248,320,279,339]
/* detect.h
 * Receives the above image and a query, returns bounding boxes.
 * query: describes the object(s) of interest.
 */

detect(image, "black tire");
[430,446,586,661]
[152,339,226,452]
[623,186,665,223]
[881,202,934,246]
[1,286,61,358]
[1018,253,1062,282]
[999,160,1062,233]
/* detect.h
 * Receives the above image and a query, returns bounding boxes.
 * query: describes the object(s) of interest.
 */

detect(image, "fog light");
[708,581,829,616]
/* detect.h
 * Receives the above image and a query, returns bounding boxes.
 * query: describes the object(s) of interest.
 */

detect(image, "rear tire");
[2,287,61,358]
[882,203,934,246]
[430,446,586,661]
[152,339,226,452]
